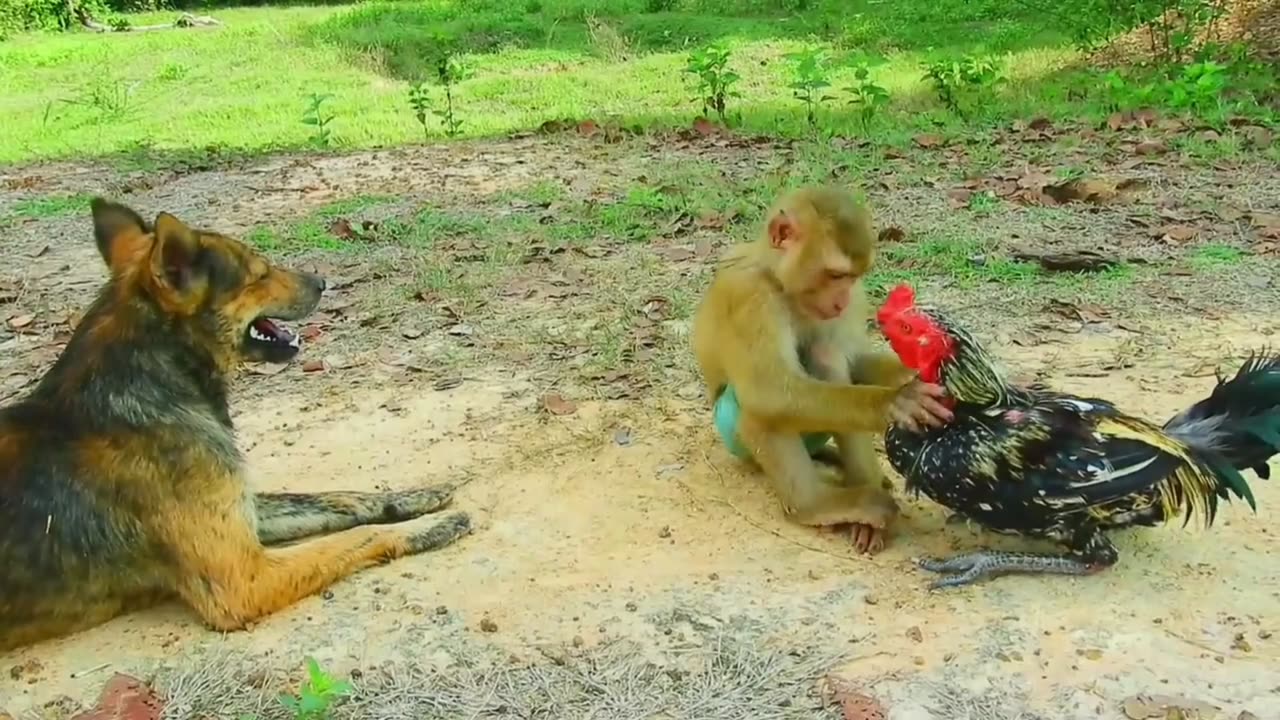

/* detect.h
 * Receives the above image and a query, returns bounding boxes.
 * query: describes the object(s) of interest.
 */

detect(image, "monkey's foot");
[916,551,1100,589]
[848,523,886,555]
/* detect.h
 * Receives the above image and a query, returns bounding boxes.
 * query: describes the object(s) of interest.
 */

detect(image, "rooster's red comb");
[879,283,916,315]
[875,283,917,328]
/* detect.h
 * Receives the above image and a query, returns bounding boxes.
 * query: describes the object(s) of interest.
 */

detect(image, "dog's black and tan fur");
[0,199,471,651]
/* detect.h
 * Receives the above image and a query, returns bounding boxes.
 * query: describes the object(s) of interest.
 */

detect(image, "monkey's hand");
[888,380,953,433]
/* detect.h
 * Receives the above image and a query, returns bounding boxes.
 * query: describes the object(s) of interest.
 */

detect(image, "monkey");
[691,185,953,554]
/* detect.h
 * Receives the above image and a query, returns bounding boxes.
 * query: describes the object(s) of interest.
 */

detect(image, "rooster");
[875,284,1280,589]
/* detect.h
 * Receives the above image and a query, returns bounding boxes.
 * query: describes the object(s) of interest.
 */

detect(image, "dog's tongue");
[253,318,296,343]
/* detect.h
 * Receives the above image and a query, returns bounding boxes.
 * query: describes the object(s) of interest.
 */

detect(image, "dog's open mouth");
[245,317,301,353]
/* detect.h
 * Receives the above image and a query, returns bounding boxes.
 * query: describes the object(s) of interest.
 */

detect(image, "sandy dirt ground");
[2,135,1279,719]
[4,327,1279,719]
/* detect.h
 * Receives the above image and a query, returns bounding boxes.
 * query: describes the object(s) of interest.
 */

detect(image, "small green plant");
[967,191,999,214]
[844,64,889,131]
[302,93,336,148]
[645,0,677,11]
[277,657,353,720]
[407,81,432,141]
[61,78,139,121]
[922,55,1001,118]
[785,48,836,131]
[1164,60,1227,114]
[435,52,466,138]
[684,44,741,125]
[157,62,189,81]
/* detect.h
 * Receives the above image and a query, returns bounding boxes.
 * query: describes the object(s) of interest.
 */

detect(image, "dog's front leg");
[171,510,472,631]
[254,485,455,544]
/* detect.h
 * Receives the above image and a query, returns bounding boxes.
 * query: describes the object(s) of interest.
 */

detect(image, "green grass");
[5,193,93,220]
[1188,243,1247,270]
[4,0,1272,166]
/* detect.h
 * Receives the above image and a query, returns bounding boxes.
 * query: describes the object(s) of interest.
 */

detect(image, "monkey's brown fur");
[0,199,471,652]
[691,186,948,552]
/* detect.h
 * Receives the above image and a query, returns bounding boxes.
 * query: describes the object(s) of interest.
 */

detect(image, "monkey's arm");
[851,351,915,388]
[722,311,900,436]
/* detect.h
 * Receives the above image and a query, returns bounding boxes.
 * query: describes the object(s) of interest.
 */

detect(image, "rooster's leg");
[918,552,1097,589]
[918,527,1118,589]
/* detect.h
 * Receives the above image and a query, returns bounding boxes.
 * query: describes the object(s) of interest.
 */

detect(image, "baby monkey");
[691,186,952,553]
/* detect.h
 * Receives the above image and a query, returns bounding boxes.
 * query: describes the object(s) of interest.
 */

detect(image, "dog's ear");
[90,198,153,276]
[148,212,210,313]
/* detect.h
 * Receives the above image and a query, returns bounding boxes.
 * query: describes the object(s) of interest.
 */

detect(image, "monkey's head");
[767,187,874,322]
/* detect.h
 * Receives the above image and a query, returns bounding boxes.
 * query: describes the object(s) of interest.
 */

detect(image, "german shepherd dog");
[0,199,471,651]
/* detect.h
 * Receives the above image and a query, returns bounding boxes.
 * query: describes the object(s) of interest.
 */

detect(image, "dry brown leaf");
[7,314,34,330]
[1017,171,1053,190]
[1134,140,1167,156]
[825,680,887,720]
[1250,212,1280,230]
[542,392,578,416]
[1013,248,1120,272]
[301,359,327,373]
[1239,125,1273,146]
[913,133,943,148]
[327,218,356,241]
[1047,299,1108,324]
[247,362,288,376]
[691,117,718,136]
[576,119,600,137]
[642,296,671,321]
[945,188,973,208]
[696,209,735,230]
[1121,694,1219,720]
[1154,224,1199,243]
[1042,177,1141,205]
[657,246,696,262]
[434,376,464,391]
[878,226,906,243]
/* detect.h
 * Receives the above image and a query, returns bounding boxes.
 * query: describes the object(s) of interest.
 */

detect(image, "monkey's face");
[768,202,872,322]
[791,240,871,321]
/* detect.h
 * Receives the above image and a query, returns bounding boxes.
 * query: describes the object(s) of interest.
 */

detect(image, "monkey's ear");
[767,210,798,250]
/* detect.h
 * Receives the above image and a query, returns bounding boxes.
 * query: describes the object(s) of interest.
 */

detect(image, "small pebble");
[906,626,923,643]
[573,635,585,647]
[863,594,879,605]
[658,526,672,539]
[625,601,638,612]
[435,605,449,616]
[480,618,499,633]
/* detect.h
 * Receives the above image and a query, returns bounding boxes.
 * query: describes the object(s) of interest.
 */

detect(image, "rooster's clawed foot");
[916,551,1098,589]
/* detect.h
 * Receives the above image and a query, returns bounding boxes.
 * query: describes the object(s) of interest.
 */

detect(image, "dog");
[0,199,471,652]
